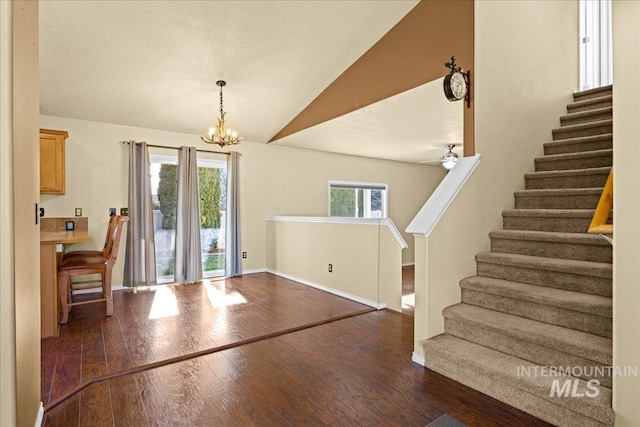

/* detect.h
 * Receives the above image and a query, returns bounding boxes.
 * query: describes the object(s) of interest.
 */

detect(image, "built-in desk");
[40,219,90,338]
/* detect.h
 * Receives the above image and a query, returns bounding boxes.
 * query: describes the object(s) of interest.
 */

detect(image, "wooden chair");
[57,215,128,324]
[62,214,118,261]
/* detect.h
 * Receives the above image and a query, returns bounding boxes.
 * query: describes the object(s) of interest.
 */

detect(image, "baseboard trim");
[412,351,425,366]
[266,269,385,310]
[35,402,44,427]
[242,268,267,275]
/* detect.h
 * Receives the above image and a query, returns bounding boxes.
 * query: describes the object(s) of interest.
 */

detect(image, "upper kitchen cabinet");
[40,128,68,194]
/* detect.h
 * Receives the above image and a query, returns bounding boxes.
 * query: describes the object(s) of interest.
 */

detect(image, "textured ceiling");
[272,78,464,164]
[40,0,418,144]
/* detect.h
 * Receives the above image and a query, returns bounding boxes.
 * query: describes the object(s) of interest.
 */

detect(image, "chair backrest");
[100,215,119,257]
[105,215,129,265]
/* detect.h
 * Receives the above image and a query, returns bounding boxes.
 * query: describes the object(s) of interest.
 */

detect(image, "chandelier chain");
[219,85,224,118]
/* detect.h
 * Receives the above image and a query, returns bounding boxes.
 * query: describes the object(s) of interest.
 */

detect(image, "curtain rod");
[121,140,232,156]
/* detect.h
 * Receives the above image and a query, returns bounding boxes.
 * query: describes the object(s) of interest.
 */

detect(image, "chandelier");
[201,80,243,147]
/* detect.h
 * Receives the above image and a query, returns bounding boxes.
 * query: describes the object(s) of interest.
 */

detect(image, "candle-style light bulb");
[231,131,237,138]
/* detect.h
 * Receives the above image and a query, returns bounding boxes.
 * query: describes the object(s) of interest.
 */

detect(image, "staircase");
[423,85,614,427]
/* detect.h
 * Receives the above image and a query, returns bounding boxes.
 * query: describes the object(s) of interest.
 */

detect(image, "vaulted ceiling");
[40,1,469,164]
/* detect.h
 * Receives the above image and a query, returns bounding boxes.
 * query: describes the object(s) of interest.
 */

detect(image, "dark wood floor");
[41,274,369,408]
[42,272,552,427]
[402,265,415,316]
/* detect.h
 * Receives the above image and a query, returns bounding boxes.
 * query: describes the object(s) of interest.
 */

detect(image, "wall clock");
[443,55,471,108]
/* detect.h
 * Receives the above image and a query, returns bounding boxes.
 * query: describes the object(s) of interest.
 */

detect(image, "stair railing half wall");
[406,154,481,366]
[588,170,613,240]
[406,154,481,236]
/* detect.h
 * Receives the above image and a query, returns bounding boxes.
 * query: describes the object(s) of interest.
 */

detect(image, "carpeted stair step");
[424,334,613,427]
[544,134,612,155]
[514,188,603,209]
[567,95,612,114]
[552,119,612,140]
[489,229,612,263]
[567,95,613,114]
[460,276,612,338]
[502,209,595,233]
[525,167,610,190]
[443,304,612,366]
[443,317,613,390]
[573,85,612,102]
[443,303,613,386]
[475,252,612,297]
[560,107,612,126]
[442,306,612,388]
[535,149,612,172]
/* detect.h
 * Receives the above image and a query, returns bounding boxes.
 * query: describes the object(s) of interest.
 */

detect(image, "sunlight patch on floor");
[148,285,180,319]
[203,279,247,309]
[402,293,415,310]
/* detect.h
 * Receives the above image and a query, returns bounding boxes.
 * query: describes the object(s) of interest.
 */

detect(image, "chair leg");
[104,269,113,317]
[58,271,70,324]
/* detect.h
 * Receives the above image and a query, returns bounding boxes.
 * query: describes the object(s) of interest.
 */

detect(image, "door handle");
[36,204,44,225]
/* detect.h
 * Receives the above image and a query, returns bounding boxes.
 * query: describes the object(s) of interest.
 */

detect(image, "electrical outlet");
[242,252,247,259]
[328,264,332,273]
[109,208,116,216]
[120,207,128,216]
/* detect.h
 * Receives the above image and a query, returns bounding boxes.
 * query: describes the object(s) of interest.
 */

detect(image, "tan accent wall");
[39,115,444,282]
[413,0,579,357]
[265,218,403,311]
[612,0,640,422]
[271,0,475,156]
[11,0,42,425]
[0,1,17,424]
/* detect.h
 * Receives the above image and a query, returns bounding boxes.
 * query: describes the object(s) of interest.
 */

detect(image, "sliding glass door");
[150,152,227,283]
[198,159,226,278]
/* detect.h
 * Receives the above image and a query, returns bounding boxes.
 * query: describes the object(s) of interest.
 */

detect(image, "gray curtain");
[225,151,242,277]
[124,141,157,287]
[174,146,202,283]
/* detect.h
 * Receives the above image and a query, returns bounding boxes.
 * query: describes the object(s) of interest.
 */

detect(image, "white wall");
[612,0,640,423]
[412,0,579,357]
[266,217,404,311]
[39,115,443,285]
[0,1,16,424]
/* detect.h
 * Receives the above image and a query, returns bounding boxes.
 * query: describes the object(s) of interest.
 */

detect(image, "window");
[580,0,612,90]
[329,181,387,218]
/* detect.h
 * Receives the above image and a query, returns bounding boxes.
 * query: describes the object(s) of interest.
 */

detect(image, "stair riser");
[553,123,612,140]
[490,238,612,263]
[567,99,612,114]
[525,172,609,190]
[503,215,592,233]
[461,289,612,338]
[544,138,612,155]
[515,193,600,209]
[476,261,612,297]
[444,319,612,387]
[560,111,612,126]
[535,154,612,172]
[574,88,612,102]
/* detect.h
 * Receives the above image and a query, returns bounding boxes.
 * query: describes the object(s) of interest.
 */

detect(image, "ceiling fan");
[420,144,460,170]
